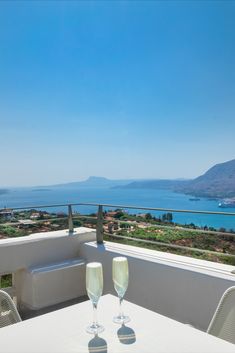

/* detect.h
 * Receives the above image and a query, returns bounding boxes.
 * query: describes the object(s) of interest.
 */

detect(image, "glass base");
[113,315,130,324]
[86,323,104,334]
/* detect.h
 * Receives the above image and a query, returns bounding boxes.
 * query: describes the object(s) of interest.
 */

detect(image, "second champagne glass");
[86,262,104,334]
[112,256,130,324]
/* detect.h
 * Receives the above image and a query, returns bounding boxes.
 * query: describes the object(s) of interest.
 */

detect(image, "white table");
[0,294,234,353]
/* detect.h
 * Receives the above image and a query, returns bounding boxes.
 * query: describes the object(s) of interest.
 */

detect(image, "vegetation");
[103,209,235,265]
[105,234,235,266]
[116,225,234,252]
[0,225,25,237]
[0,274,12,288]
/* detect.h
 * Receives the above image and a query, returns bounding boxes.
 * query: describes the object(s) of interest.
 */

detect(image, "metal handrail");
[5,202,235,216]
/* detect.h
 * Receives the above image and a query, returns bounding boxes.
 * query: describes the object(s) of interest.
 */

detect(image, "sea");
[1,187,235,231]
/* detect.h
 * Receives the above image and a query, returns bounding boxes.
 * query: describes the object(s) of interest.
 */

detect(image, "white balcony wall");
[0,227,95,274]
[79,240,235,332]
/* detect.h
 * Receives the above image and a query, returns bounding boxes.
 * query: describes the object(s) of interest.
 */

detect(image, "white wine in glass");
[86,262,104,334]
[112,256,130,324]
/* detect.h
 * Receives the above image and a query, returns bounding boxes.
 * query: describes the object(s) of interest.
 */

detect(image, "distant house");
[106,211,118,217]
[138,213,147,218]
[18,219,36,228]
[57,212,67,218]
[107,222,114,234]
[30,212,41,220]
[0,208,13,220]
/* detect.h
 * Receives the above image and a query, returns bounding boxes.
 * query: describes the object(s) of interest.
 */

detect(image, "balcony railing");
[1,202,235,261]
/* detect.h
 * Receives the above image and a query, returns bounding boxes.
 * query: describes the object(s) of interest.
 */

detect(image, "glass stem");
[119,296,124,319]
[93,302,98,327]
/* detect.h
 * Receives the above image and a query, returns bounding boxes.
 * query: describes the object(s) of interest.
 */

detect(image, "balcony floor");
[20,295,88,320]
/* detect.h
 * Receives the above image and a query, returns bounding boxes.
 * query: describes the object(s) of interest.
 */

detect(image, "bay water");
[1,187,235,231]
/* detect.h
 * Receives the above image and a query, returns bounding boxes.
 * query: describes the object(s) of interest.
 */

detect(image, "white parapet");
[0,227,95,274]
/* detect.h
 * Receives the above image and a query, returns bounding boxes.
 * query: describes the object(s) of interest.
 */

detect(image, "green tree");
[113,211,125,219]
[162,213,173,222]
[120,222,131,229]
[145,213,152,221]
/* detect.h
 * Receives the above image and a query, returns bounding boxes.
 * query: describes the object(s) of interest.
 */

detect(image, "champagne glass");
[112,256,130,324]
[86,262,104,334]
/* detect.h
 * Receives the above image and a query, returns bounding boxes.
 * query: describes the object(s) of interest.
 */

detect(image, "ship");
[218,198,235,208]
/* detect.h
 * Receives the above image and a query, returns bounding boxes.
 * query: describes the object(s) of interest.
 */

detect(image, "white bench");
[20,258,86,310]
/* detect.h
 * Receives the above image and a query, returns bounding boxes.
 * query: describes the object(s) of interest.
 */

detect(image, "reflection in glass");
[112,257,130,324]
[86,262,104,334]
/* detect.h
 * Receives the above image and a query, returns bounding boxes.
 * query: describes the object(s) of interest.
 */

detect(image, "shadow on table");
[117,324,136,345]
[88,334,107,353]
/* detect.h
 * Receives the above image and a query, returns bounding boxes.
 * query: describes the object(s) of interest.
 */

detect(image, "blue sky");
[0,1,235,186]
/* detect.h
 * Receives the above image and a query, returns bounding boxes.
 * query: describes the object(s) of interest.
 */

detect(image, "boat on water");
[189,198,200,201]
[218,198,235,208]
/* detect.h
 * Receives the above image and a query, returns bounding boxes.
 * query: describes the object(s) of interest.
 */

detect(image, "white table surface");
[0,294,234,353]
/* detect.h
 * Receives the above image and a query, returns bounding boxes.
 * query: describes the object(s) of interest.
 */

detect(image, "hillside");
[116,159,235,199]
[176,159,235,198]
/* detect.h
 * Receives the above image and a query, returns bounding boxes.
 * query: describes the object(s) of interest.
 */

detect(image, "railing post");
[68,205,74,234]
[96,205,104,244]
[12,273,17,306]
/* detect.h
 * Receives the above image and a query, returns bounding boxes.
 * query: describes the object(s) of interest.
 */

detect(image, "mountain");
[116,159,235,199]
[43,176,137,189]
[176,159,235,198]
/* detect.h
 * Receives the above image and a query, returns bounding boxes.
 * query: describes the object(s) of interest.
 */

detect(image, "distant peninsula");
[115,179,190,191]
[32,188,51,192]
[37,176,139,189]
[0,189,9,195]
[55,176,137,188]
